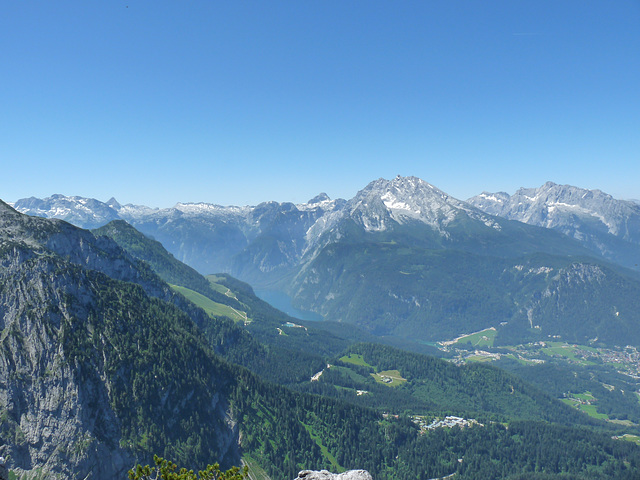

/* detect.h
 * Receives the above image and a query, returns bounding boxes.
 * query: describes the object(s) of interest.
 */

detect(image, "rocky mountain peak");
[12,194,120,230]
[106,197,121,209]
[467,182,640,269]
[308,193,331,204]
[346,176,498,233]
[468,182,640,240]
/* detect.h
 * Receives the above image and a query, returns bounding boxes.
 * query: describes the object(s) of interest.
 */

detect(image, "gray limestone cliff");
[0,201,240,479]
[468,182,640,270]
[295,470,373,480]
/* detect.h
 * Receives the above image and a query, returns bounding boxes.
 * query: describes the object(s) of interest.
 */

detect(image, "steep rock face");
[0,203,240,479]
[0,252,135,479]
[468,182,640,240]
[468,182,640,269]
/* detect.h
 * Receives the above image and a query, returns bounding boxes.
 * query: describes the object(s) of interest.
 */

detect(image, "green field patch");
[617,434,640,445]
[579,404,609,420]
[503,353,540,365]
[466,355,495,363]
[171,285,249,323]
[573,391,596,402]
[439,327,498,347]
[578,344,600,353]
[608,419,636,427]
[207,277,239,300]
[339,353,375,370]
[541,342,595,365]
[372,370,406,387]
[562,392,609,420]
[453,328,497,348]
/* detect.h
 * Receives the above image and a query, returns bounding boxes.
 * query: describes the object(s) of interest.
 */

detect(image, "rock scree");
[295,470,373,480]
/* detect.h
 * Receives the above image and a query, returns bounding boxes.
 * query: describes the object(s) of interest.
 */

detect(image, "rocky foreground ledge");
[295,470,373,480]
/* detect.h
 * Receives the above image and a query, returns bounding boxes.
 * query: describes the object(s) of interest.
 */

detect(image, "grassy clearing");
[372,370,407,387]
[170,285,249,323]
[579,404,609,420]
[608,419,636,427]
[502,353,540,365]
[242,456,271,480]
[573,392,596,401]
[207,277,239,300]
[618,434,640,445]
[562,392,609,420]
[541,342,595,365]
[466,355,495,363]
[339,353,375,369]
[454,328,497,348]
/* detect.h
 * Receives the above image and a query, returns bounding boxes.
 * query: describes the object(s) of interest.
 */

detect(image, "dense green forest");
[84,217,640,479]
[497,360,640,425]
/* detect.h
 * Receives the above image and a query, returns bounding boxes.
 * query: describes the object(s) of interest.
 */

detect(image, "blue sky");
[2,1,639,207]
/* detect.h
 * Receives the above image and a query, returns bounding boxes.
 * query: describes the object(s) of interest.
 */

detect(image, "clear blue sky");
[2,1,639,207]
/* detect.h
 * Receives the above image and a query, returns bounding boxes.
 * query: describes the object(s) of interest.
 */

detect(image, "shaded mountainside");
[289,236,640,347]
[92,219,349,385]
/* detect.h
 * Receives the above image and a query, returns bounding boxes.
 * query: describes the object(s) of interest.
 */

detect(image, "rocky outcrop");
[295,470,373,480]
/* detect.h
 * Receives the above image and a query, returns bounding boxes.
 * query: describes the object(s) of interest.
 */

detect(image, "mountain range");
[468,181,640,271]
[12,177,640,347]
[3,197,640,479]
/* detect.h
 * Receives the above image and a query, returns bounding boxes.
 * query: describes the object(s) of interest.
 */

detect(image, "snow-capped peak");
[346,176,501,233]
[467,182,640,242]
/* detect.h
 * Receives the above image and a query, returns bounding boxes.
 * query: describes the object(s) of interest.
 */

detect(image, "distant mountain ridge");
[13,192,344,278]
[12,177,640,348]
[467,182,640,269]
